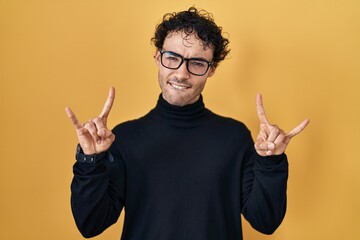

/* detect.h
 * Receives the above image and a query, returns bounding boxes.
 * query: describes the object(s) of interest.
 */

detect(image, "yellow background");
[1,0,359,239]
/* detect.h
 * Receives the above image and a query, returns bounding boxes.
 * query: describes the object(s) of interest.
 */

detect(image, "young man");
[66,7,309,240]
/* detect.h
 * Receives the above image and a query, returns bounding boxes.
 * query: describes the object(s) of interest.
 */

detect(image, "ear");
[154,50,160,65]
[207,66,216,78]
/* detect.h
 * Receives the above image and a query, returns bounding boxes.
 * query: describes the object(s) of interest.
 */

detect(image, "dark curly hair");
[151,7,230,68]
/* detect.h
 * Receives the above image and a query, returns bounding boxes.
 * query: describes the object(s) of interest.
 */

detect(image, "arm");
[71,148,125,238]
[241,94,309,234]
[65,87,124,237]
[241,147,288,234]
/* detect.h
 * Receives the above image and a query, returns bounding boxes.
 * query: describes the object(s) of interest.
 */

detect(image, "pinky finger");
[286,118,310,139]
[65,107,82,130]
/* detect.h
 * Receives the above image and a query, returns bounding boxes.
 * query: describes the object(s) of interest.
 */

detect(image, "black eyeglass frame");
[159,49,214,76]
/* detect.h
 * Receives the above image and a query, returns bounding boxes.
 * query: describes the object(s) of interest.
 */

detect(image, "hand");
[254,94,309,156]
[65,87,116,155]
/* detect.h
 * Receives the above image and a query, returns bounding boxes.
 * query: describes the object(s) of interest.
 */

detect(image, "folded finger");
[84,121,100,143]
[273,132,285,147]
[256,129,268,142]
[93,117,108,138]
[267,125,280,142]
[254,142,270,156]
[255,140,269,151]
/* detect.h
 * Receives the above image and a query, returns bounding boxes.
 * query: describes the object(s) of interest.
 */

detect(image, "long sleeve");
[241,135,288,234]
[69,95,290,239]
[71,151,126,238]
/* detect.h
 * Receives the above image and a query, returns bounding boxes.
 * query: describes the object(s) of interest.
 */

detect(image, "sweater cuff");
[255,153,287,167]
[75,144,110,164]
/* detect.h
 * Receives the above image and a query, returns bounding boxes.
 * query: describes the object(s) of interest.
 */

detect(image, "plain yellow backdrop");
[0,0,359,239]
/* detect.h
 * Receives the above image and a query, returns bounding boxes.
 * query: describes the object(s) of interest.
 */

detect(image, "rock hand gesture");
[65,87,116,155]
[254,94,310,156]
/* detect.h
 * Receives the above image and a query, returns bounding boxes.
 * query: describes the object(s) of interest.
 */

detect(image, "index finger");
[99,87,116,119]
[286,118,310,139]
[256,93,270,125]
[65,107,82,130]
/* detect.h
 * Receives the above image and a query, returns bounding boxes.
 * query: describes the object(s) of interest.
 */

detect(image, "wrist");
[78,144,96,155]
[75,144,107,164]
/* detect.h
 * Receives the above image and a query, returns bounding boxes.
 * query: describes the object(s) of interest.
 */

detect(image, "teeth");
[169,82,189,90]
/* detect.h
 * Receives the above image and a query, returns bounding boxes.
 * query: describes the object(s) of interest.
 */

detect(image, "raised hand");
[254,94,309,156]
[65,87,116,155]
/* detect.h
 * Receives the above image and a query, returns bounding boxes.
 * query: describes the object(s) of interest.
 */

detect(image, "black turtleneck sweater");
[71,95,288,240]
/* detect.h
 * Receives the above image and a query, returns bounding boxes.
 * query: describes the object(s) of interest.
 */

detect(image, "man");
[65,7,309,240]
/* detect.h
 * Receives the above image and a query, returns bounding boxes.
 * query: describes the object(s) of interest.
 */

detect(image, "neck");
[150,94,210,127]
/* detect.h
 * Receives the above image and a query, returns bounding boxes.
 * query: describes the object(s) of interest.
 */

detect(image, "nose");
[175,60,190,79]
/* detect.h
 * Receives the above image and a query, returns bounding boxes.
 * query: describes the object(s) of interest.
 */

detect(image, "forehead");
[163,31,214,58]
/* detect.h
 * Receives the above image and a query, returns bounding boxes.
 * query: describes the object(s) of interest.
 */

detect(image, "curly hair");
[151,7,230,68]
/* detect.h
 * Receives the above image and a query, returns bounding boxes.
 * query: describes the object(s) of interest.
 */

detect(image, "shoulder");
[111,110,157,139]
[112,116,146,135]
[204,110,254,142]
[208,110,249,132]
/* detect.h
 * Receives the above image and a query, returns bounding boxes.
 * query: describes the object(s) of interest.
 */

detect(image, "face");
[154,31,216,106]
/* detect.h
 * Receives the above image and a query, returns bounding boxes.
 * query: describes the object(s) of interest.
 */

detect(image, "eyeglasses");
[159,50,214,76]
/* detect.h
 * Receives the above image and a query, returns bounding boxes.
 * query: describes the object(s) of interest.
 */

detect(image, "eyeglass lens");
[161,51,211,76]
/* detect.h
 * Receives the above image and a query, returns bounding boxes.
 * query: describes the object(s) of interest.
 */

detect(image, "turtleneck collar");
[150,94,210,126]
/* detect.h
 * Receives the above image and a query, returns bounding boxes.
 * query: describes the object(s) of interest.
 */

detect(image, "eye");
[190,60,207,68]
[166,56,180,62]
[164,52,181,62]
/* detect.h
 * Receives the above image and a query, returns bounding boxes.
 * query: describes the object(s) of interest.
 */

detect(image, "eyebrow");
[162,49,212,62]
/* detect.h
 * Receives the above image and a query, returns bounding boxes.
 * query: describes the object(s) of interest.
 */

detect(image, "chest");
[122,126,245,186]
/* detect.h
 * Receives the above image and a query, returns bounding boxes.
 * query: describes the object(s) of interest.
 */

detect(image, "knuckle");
[278,133,285,140]
[271,127,280,135]
[258,142,267,150]
[94,117,106,126]
[94,116,102,122]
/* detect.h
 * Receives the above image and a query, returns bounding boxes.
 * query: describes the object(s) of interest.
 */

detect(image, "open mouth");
[168,82,190,90]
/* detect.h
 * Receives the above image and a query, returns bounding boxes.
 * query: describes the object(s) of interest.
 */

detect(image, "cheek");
[194,79,207,92]
[157,69,169,88]
[158,67,172,82]
[157,71,164,87]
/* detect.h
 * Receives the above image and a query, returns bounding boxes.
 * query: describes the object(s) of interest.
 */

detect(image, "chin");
[166,97,186,106]
[164,93,197,107]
